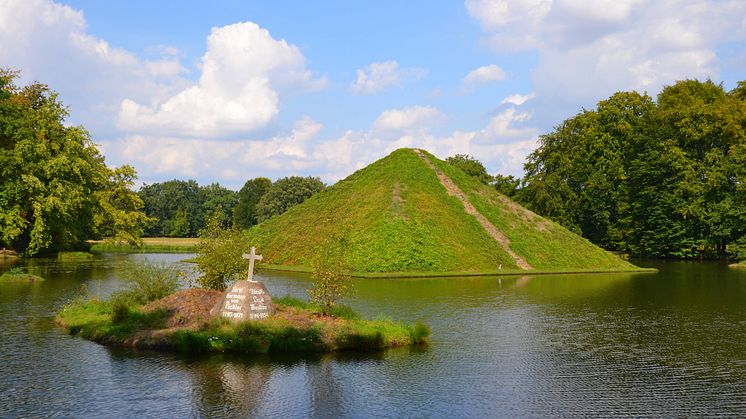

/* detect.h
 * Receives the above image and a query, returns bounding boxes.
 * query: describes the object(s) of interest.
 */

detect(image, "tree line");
[138,176,324,237]
[450,79,746,261]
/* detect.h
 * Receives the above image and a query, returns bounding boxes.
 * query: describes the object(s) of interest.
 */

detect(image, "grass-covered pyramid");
[247,149,639,275]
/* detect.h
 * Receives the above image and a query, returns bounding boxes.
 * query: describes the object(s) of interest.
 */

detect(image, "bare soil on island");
[143,288,223,329]
[141,289,344,333]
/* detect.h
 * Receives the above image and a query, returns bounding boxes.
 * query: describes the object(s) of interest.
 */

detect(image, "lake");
[1,254,746,417]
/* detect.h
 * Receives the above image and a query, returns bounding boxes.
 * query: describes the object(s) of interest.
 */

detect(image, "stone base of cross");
[243,246,263,282]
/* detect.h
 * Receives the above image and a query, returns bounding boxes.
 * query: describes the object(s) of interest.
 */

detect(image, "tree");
[93,166,154,246]
[446,154,492,185]
[233,177,272,229]
[517,79,746,259]
[255,176,325,222]
[492,174,520,198]
[519,91,655,245]
[308,235,351,315]
[201,182,238,228]
[138,180,237,236]
[0,70,149,255]
[194,211,247,290]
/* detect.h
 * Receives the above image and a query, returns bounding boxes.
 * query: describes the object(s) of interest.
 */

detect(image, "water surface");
[1,255,745,417]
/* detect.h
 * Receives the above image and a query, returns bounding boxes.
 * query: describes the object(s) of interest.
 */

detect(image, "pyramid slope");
[247,149,636,273]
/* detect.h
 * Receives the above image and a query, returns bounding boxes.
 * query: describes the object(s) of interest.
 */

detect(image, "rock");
[210,280,275,322]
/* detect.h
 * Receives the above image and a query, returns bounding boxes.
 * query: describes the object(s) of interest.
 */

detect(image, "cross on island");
[243,246,263,282]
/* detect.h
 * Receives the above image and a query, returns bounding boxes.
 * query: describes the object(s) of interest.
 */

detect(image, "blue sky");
[2,0,745,189]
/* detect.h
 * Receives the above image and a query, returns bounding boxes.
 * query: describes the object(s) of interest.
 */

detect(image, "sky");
[1,0,745,190]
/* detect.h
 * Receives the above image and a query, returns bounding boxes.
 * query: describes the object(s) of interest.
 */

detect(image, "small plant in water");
[8,267,25,275]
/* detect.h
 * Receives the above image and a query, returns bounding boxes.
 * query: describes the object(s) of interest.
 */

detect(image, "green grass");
[0,272,45,282]
[261,264,654,278]
[426,151,637,271]
[243,148,643,273]
[57,251,94,261]
[56,294,429,354]
[89,237,198,253]
[56,299,169,342]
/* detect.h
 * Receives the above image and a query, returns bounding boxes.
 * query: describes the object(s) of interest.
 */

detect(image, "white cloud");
[116,22,325,138]
[349,61,427,95]
[501,92,536,105]
[466,0,746,104]
[372,106,444,131]
[0,0,190,135]
[462,64,506,90]
[104,116,325,187]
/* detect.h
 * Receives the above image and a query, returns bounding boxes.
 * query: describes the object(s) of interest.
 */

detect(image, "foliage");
[108,260,183,306]
[517,79,746,259]
[0,70,150,255]
[9,266,25,275]
[492,174,520,198]
[233,177,272,229]
[194,212,247,290]
[255,176,325,222]
[137,180,237,237]
[446,154,493,185]
[308,236,352,314]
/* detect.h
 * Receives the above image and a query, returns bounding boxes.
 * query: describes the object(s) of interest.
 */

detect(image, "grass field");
[89,237,199,253]
[243,148,642,273]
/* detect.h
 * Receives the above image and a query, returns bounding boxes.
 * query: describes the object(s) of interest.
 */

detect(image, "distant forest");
[137,176,325,238]
[450,79,746,261]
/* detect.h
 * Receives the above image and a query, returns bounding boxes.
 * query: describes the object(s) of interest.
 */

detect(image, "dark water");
[2,255,746,417]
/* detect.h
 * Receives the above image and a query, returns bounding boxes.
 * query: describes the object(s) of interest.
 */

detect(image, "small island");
[56,291,429,353]
[56,254,429,354]
[0,268,44,283]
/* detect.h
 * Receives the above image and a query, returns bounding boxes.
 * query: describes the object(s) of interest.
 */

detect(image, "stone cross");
[242,246,263,282]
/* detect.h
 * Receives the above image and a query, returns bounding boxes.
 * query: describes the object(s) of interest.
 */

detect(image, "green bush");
[110,260,182,305]
[8,266,25,275]
[308,235,352,314]
[110,301,129,324]
[195,212,248,290]
[410,321,431,343]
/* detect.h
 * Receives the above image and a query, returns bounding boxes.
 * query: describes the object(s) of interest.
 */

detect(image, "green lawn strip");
[89,243,197,253]
[58,251,94,261]
[56,295,430,354]
[260,263,655,278]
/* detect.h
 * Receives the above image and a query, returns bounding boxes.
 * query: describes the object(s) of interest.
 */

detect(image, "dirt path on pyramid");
[414,149,534,270]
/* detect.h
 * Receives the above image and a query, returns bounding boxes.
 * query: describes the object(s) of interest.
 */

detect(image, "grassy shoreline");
[259,263,658,278]
[56,293,429,354]
[730,263,746,269]
[88,237,198,253]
